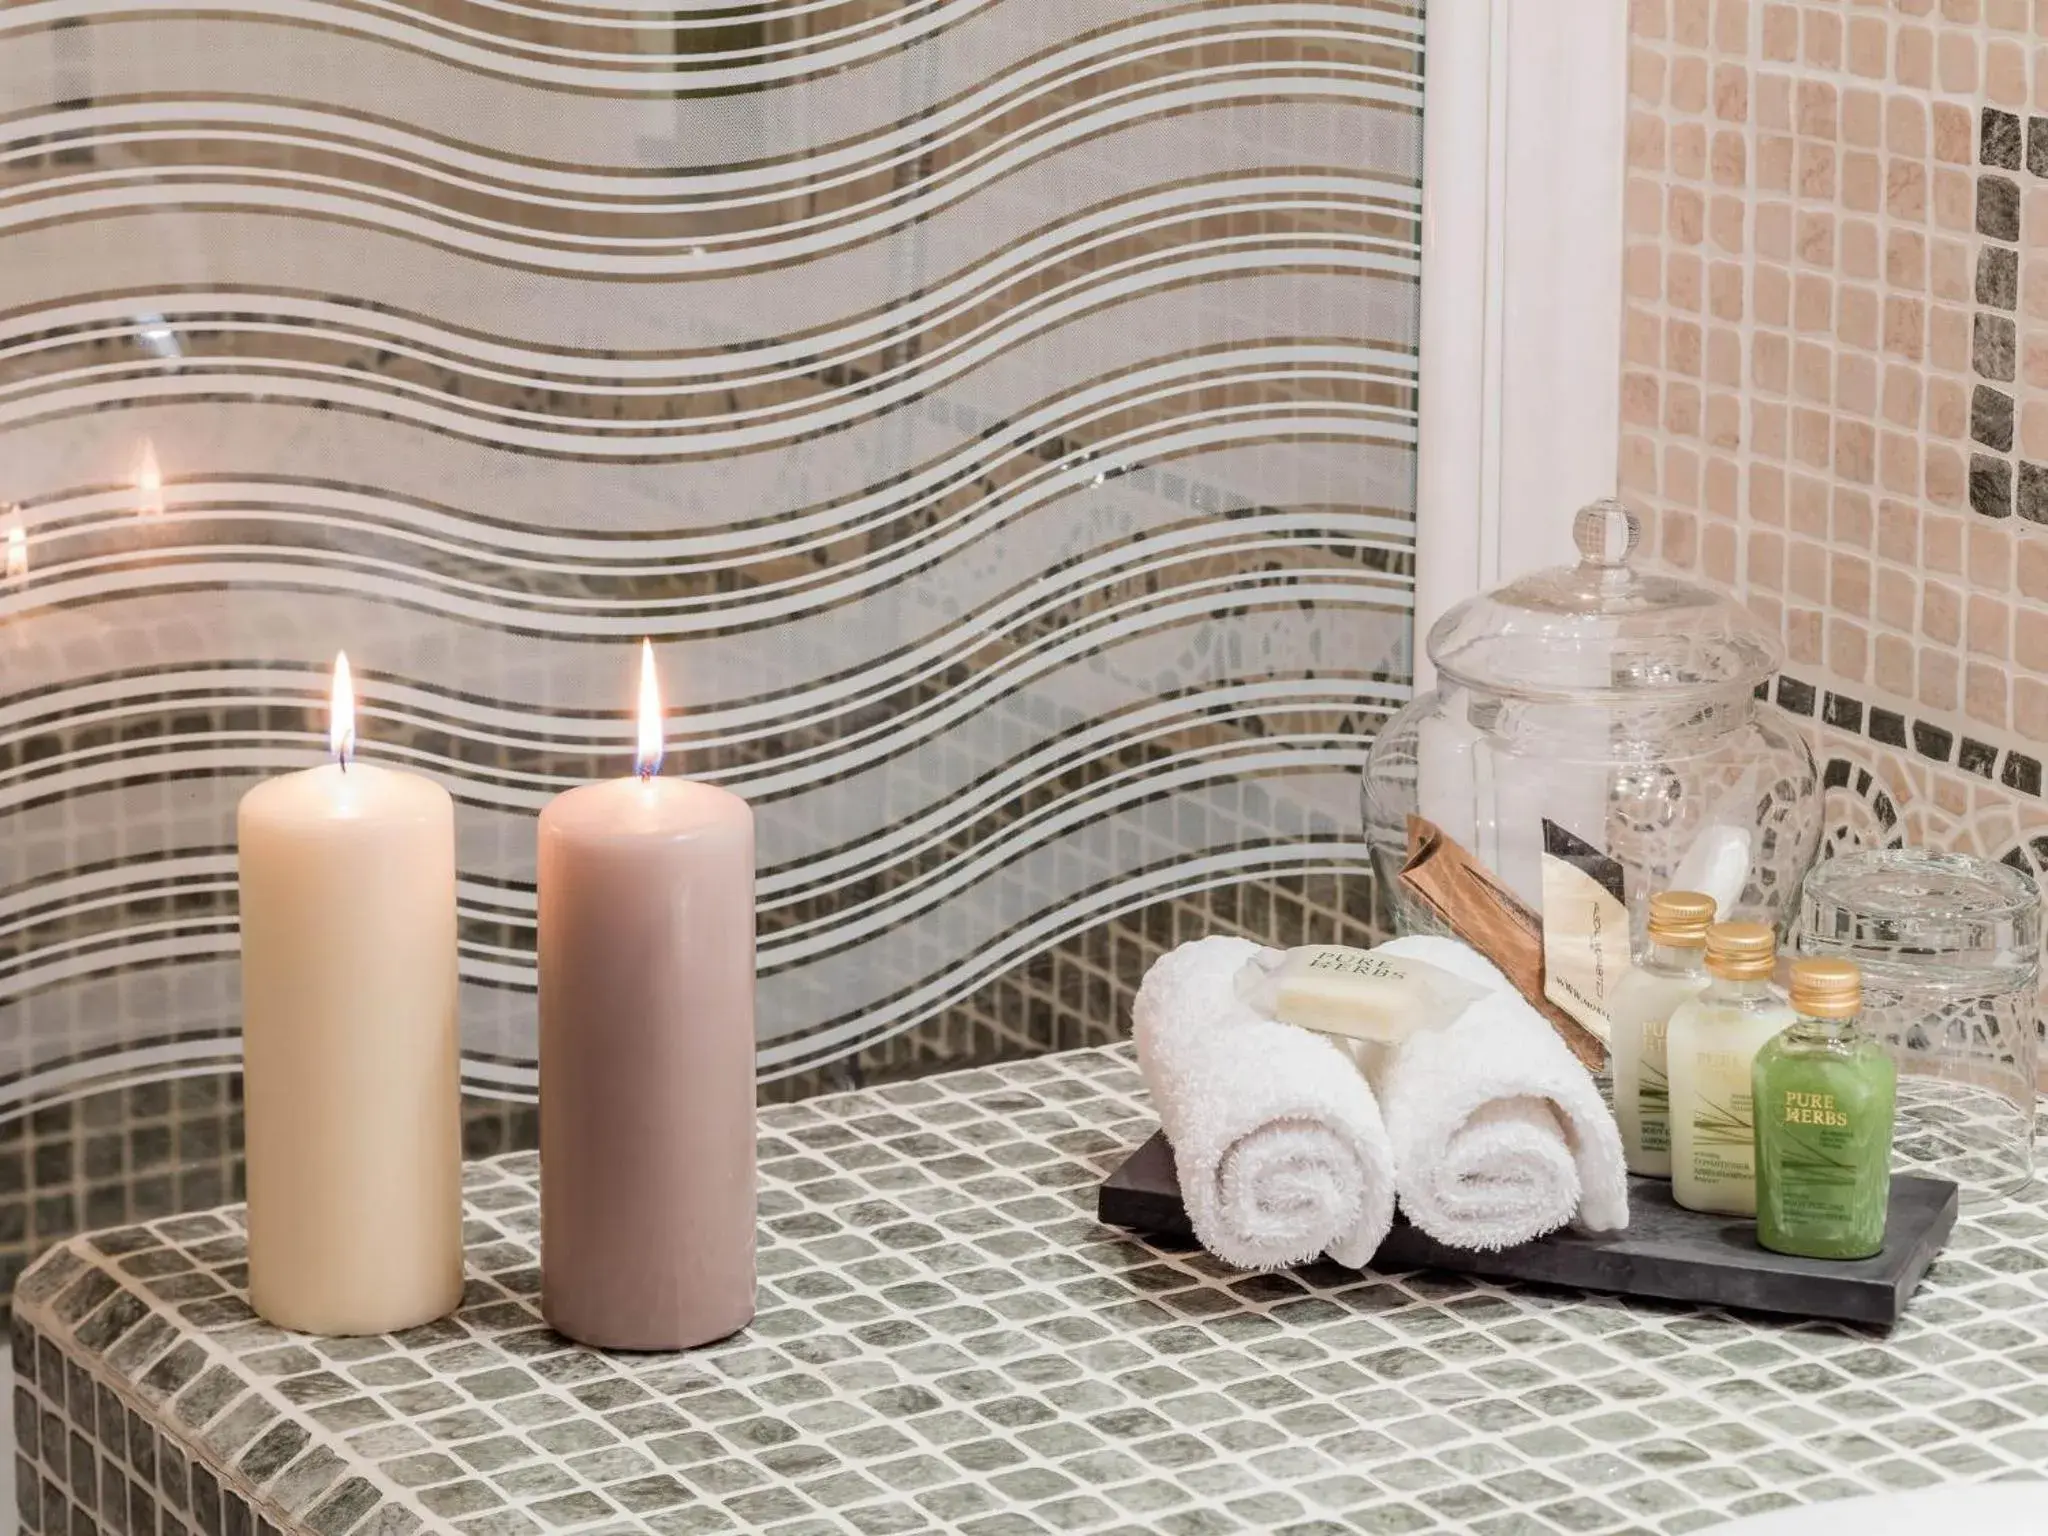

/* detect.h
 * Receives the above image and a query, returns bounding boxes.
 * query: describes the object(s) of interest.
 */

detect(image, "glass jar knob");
[1573,499,1641,569]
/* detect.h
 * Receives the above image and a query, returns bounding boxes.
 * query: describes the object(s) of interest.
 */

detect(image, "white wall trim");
[1414,0,1630,686]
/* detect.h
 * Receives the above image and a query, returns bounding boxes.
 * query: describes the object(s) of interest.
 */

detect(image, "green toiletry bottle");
[1753,958,1897,1260]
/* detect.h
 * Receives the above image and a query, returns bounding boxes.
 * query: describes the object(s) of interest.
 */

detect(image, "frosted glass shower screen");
[0,1,1421,1104]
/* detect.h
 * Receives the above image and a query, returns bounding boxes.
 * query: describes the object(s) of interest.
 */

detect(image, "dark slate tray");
[1098,1129,1958,1327]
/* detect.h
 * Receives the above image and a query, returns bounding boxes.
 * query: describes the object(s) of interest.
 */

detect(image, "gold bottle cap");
[1789,957,1861,1019]
[1646,890,1716,947]
[1704,919,1776,979]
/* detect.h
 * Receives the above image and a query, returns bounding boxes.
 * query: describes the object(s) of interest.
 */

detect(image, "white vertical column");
[1415,0,1631,685]
[1415,0,1501,686]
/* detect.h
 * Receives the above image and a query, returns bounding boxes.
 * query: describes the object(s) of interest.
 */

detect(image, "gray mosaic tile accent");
[14,1046,2048,1535]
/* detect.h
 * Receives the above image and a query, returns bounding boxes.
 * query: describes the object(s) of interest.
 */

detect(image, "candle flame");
[135,441,164,517]
[329,651,356,768]
[636,639,663,780]
[2,511,23,584]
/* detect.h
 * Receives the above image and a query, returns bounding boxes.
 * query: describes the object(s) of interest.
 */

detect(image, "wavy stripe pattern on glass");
[0,0,1421,1115]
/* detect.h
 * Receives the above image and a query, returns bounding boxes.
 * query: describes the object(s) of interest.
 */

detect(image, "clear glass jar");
[1797,848,2041,1204]
[1364,501,1823,948]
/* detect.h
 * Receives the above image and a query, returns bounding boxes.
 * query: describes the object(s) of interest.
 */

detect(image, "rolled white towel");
[1133,936,1397,1270]
[1371,935,1629,1250]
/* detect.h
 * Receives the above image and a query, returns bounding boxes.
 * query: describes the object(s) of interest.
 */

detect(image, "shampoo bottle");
[1608,890,1716,1177]
[1753,958,1896,1259]
[1667,920,1794,1216]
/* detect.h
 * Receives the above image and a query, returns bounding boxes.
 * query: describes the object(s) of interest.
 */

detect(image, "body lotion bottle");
[1753,958,1896,1259]
[1608,891,1716,1177]
[1667,921,1794,1216]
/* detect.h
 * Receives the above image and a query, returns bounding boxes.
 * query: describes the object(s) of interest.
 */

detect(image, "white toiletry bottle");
[1666,920,1794,1216]
[1608,890,1716,1178]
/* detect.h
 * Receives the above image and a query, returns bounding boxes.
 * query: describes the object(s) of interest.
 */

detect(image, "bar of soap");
[1236,945,1489,1044]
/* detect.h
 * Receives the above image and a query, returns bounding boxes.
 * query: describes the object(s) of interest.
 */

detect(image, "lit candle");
[3,509,24,583]
[135,440,164,517]
[538,640,756,1350]
[238,653,464,1335]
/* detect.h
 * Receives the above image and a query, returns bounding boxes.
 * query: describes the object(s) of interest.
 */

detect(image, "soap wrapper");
[1539,819,1632,1047]
[1235,944,1491,1044]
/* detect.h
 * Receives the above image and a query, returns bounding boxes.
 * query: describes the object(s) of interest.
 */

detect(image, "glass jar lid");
[1799,848,2042,970]
[1425,500,1782,703]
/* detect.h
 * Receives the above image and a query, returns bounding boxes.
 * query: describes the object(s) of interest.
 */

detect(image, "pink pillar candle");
[537,648,756,1350]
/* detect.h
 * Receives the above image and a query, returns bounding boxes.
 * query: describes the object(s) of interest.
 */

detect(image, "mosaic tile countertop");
[12,1047,2048,1536]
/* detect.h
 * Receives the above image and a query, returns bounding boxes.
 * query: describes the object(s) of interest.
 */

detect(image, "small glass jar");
[1364,502,1823,949]
[1797,848,2041,1205]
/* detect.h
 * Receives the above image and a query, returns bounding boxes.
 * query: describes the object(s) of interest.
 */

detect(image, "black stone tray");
[1098,1129,1958,1327]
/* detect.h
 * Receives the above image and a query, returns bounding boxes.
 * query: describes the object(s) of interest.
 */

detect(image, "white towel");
[1132,936,1397,1271]
[1370,935,1629,1250]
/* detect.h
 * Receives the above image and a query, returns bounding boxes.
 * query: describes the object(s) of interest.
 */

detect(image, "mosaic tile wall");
[1621,0,2048,886]
[0,2,1416,1300]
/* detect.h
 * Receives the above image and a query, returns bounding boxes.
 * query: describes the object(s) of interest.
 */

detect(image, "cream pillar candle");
[538,641,756,1350]
[238,653,464,1336]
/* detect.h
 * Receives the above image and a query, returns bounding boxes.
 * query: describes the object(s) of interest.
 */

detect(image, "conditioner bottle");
[1667,921,1794,1216]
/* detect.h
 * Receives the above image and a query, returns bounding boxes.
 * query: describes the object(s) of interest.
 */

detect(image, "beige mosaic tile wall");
[1623,0,2048,884]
